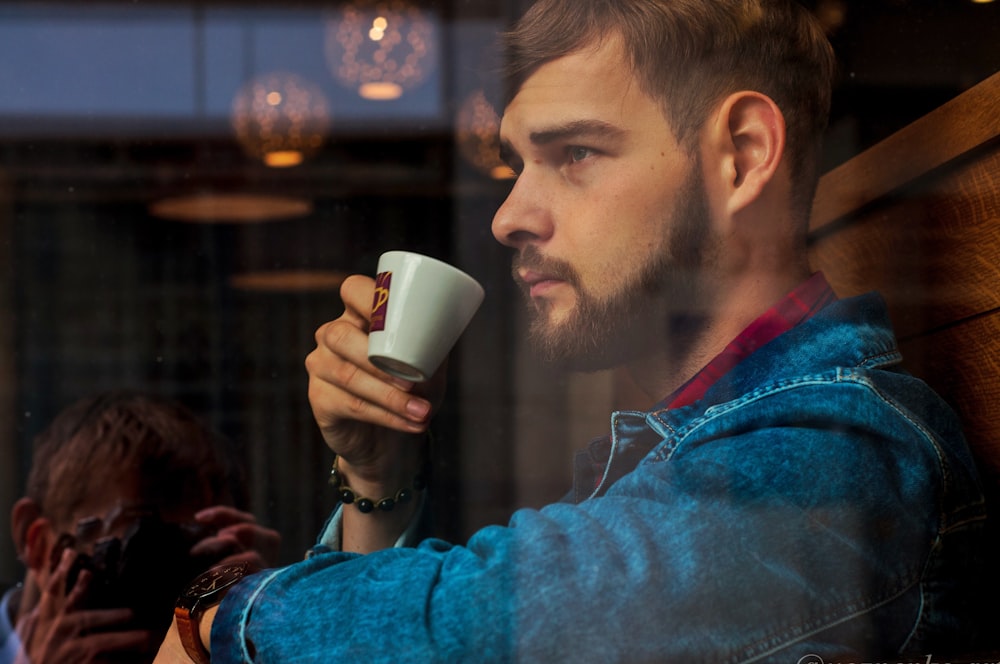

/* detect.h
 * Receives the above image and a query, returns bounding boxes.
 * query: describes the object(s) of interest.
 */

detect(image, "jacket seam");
[857,348,902,368]
[736,577,919,664]
[862,376,987,529]
[236,568,283,663]
[651,373,859,452]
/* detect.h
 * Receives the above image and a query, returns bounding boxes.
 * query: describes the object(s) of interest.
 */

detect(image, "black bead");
[357,498,375,513]
[396,487,413,504]
[339,488,356,504]
[377,498,396,512]
[328,466,342,487]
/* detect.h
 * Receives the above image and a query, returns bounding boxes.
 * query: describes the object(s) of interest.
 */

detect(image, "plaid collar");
[662,272,837,410]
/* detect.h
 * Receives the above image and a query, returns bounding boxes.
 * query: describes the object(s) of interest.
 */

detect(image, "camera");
[58,515,223,633]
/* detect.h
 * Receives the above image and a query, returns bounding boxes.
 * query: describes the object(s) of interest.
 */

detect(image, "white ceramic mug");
[367,251,485,382]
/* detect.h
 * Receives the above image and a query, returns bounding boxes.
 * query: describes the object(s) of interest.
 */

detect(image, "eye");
[568,146,593,163]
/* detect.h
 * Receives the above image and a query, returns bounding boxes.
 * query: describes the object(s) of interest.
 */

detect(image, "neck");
[624,264,810,404]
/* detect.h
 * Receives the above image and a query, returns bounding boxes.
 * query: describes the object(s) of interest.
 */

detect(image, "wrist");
[331,444,429,554]
[332,428,428,506]
[329,452,426,514]
[340,428,427,485]
[200,604,220,655]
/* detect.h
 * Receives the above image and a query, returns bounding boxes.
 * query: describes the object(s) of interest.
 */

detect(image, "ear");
[11,497,54,572]
[705,91,786,217]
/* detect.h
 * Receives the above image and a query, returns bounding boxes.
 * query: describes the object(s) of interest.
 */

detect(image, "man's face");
[41,475,204,586]
[493,37,716,371]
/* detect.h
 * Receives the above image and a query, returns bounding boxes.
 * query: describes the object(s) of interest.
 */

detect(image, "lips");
[513,247,576,300]
[518,269,566,299]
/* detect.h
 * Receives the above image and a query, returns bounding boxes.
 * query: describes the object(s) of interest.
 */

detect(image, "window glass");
[1,0,997,578]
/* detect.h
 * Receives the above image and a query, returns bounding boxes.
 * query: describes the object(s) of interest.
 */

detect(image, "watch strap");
[175,605,211,664]
[174,561,250,664]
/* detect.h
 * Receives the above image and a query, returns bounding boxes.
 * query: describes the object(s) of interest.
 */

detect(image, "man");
[2,391,280,663]
[157,0,987,661]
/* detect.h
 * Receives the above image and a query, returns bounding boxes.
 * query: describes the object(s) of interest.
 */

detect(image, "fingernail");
[406,399,430,420]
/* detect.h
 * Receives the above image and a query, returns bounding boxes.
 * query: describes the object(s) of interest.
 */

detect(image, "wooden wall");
[809,71,1000,491]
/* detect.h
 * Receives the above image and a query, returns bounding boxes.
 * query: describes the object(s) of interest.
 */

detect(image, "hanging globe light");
[231,71,331,168]
[455,89,515,180]
[324,0,438,101]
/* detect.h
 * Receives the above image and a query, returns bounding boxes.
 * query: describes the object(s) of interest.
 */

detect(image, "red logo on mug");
[371,271,391,332]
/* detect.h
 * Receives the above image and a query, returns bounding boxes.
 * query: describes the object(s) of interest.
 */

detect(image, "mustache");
[511,246,579,287]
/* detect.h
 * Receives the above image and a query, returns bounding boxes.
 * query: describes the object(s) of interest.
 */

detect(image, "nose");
[491,172,554,249]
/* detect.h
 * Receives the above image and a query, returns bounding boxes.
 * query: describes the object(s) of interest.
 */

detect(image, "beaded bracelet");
[328,453,427,514]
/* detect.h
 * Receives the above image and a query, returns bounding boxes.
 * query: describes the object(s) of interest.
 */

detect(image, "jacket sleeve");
[208,406,959,662]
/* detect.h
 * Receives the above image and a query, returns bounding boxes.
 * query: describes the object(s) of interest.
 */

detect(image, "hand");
[15,548,154,664]
[306,274,444,552]
[189,505,282,572]
[305,274,445,480]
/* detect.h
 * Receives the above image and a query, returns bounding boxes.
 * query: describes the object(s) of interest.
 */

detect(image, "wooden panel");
[809,140,1000,340]
[810,70,1000,234]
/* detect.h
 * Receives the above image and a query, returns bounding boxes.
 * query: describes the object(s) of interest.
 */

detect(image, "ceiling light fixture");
[324,0,438,101]
[150,193,313,223]
[229,269,348,292]
[231,71,330,168]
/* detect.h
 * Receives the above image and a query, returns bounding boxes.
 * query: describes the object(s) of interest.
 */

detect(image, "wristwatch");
[174,561,250,664]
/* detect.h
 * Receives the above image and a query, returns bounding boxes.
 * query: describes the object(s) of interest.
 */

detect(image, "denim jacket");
[0,587,20,664]
[213,293,988,663]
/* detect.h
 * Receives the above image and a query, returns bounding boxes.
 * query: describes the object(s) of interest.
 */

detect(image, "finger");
[20,606,137,652]
[319,286,417,393]
[310,371,430,437]
[65,607,137,634]
[313,316,405,384]
[64,568,92,611]
[340,274,376,325]
[188,535,241,563]
[193,505,257,528]
[309,318,377,383]
[307,326,430,429]
[213,549,269,573]
[32,548,78,623]
[190,523,281,566]
[217,522,281,556]
[45,547,77,595]
[220,522,281,555]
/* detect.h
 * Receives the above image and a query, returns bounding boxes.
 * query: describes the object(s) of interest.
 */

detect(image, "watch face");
[184,561,250,602]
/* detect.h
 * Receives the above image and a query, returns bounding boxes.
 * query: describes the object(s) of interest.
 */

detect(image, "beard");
[513,164,714,372]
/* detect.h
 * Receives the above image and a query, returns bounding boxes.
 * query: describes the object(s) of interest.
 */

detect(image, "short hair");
[501,0,837,224]
[25,391,245,527]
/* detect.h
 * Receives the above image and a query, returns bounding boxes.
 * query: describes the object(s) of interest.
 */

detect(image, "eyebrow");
[499,119,627,167]
[528,119,627,146]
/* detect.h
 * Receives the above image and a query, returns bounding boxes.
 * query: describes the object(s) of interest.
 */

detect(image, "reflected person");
[1,391,279,663]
